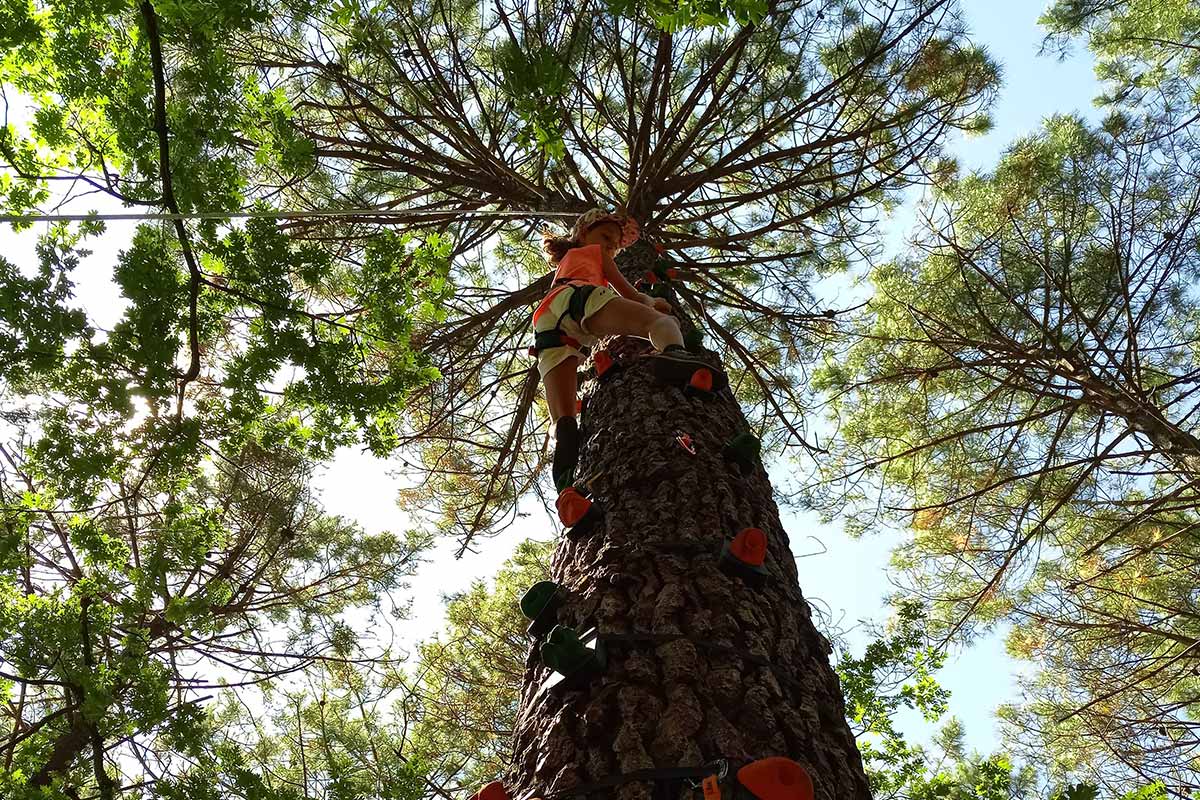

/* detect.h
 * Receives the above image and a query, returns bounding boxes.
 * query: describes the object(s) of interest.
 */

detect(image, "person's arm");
[601,248,652,303]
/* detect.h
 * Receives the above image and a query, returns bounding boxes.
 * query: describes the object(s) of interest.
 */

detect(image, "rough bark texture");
[507,242,870,800]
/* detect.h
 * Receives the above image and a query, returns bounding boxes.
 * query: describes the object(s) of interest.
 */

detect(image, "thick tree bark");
[507,242,870,800]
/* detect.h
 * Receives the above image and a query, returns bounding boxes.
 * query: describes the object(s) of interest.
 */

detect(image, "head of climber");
[579,219,622,253]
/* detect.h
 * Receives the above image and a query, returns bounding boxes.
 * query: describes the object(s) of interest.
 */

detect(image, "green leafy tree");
[1040,0,1200,120]
[0,0,455,794]
[815,114,1200,791]
[403,538,554,794]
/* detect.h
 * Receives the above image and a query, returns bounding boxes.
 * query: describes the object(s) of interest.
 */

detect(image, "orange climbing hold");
[702,774,722,799]
[470,781,510,800]
[730,527,767,567]
[594,350,615,378]
[689,368,714,393]
[737,757,813,800]
[556,487,593,528]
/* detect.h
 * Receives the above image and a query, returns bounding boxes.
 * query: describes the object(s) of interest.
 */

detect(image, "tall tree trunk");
[507,241,870,800]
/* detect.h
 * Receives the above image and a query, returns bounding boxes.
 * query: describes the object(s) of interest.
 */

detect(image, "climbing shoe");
[556,486,602,536]
[552,416,580,492]
[649,345,729,393]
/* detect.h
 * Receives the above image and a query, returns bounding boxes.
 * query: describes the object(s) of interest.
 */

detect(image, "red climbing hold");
[666,267,679,280]
[594,350,615,378]
[642,270,659,284]
[689,368,714,393]
[675,432,696,455]
[470,781,510,800]
[654,242,665,254]
[730,527,767,567]
[737,757,813,800]
[556,488,592,528]
[576,398,583,415]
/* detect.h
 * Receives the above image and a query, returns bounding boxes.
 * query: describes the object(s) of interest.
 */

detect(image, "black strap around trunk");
[544,760,730,799]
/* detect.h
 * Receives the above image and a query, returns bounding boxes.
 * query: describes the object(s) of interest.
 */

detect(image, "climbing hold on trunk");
[556,487,602,537]
[520,581,564,637]
[684,328,705,351]
[642,270,659,284]
[540,624,606,684]
[675,432,697,455]
[723,432,762,474]
[470,781,510,800]
[736,757,813,800]
[689,368,714,393]
[650,347,728,393]
[593,349,617,380]
[720,527,769,587]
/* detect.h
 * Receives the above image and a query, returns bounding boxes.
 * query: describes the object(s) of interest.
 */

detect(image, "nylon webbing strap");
[533,330,583,352]
[566,284,596,323]
[544,761,728,799]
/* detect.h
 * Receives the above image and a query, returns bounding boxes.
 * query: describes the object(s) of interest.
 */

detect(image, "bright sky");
[2,0,1104,768]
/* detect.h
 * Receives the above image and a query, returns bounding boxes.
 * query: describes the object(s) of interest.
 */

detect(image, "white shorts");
[533,284,622,378]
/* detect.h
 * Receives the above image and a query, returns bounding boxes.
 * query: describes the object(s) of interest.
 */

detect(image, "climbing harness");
[528,281,599,358]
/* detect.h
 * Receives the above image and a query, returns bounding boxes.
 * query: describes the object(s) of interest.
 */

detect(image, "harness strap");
[530,284,599,356]
[544,761,729,799]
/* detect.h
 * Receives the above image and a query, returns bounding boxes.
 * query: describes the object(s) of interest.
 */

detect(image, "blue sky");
[3,0,1106,771]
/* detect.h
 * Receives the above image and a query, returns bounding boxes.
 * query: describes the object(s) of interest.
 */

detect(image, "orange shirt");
[532,243,608,323]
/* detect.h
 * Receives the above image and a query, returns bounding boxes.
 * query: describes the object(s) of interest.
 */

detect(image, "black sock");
[552,416,579,492]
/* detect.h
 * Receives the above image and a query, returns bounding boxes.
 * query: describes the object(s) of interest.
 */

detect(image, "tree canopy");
[815,111,1200,791]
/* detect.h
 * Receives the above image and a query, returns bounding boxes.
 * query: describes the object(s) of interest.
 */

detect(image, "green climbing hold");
[540,624,605,678]
[683,328,705,352]
[724,431,761,474]
[520,581,563,637]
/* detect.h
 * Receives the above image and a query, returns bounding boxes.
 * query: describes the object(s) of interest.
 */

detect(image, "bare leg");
[584,297,682,348]
[544,355,580,421]
[585,297,727,390]
[543,355,581,490]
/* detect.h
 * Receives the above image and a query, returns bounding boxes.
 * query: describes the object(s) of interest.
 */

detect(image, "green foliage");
[605,0,768,32]
[1040,0,1200,116]
[816,114,1200,789]
[404,538,555,789]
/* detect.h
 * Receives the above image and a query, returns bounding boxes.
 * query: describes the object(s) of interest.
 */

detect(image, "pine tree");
[503,239,869,799]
